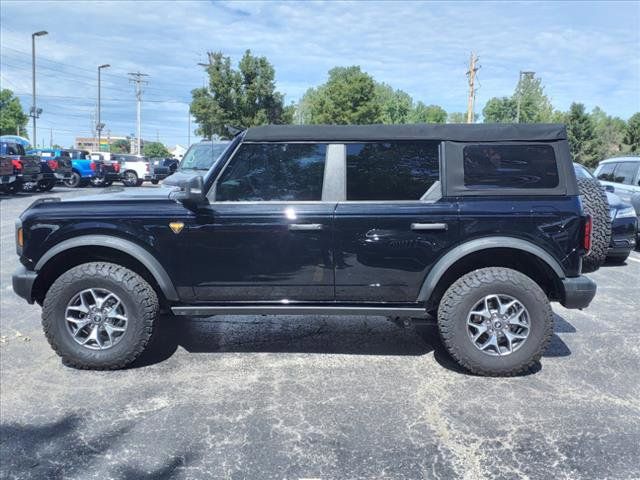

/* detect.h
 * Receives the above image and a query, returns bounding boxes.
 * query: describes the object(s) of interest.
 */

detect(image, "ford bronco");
[12,124,597,376]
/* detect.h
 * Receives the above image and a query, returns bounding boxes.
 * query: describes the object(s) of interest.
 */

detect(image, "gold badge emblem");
[169,221,184,234]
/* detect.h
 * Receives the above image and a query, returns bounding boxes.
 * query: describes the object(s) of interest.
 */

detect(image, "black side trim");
[12,265,37,304]
[172,305,427,317]
[34,235,179,301]
[417,236,566,302]
[561,276,597,309]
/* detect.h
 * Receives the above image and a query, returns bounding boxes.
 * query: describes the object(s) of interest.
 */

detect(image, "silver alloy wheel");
[466,294,530,356]
[124,171,137,185]
[65,288,128,350]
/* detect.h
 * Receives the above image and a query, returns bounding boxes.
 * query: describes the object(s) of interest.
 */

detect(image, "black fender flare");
[35,234,179,301]
[417,236,566,302]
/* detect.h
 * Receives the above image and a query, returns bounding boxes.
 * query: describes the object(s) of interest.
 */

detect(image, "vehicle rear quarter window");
[612,162,639,185]
[463,144,558,189]
[216,143,327,201]
[346,141,439,200]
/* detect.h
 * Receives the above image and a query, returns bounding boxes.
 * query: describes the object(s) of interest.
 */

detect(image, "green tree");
[447,112,468,123]
[591,107,626,159]
[190,50,291,138]
[0,89,29,137]
[143,141,170,158]
[375,83,412,124]
[409,102,447,123]
[301,66,380,124]
[566,103,600,166]
[482,97,516,123]
[625,112,640,152]
[483,74,553,123]
[111,138,130,153]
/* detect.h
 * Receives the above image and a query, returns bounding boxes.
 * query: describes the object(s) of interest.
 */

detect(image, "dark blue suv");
[12,124,596,376]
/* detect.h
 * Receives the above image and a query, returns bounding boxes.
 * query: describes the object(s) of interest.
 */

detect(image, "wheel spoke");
[499,299,518,315]
[67,304,88,314]
[479,334,500,355]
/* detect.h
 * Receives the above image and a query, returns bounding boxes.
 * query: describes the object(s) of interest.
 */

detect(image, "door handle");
[411,222,448,231]
[289,223,323,231]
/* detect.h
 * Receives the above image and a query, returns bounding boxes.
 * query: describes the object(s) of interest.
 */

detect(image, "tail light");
[113,162,120,173]
[12,159,23,171]
[583,215,592,253]
[145,163,150,172]
[90,161,97,171]
[47,160,59,170]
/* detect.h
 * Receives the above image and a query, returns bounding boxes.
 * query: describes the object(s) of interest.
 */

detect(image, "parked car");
[87,152,121,187]
[26,149,73,191]
[0,139,41,192]
[163,141,228,187]
[148,157,178,184]
[62,149,97,187]
[111,154,151,186]
[594,157,640,203]
[574,163,637,262]
[12,124,597,376]
[0,156,17,194]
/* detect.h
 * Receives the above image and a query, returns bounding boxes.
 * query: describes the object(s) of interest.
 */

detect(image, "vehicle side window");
[596,163,616,182]
[612,162,639,185]
[216,143,327,201]
[463,144,558,189]
[346,141,439,201]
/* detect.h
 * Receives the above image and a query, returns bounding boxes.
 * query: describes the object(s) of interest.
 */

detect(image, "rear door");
[611,161,640,202]
[333,141,459,303]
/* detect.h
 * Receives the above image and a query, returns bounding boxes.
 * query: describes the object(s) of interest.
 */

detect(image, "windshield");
[179,142,229,171]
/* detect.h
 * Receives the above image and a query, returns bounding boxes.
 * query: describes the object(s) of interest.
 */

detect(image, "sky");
[1,0,639,149]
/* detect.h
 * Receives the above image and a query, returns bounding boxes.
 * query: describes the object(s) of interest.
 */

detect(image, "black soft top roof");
[243,123,567,142]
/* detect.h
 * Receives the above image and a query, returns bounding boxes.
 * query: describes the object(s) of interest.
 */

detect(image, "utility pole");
[31,30,48,145]
[128,71,149,155]
[97,64,110,151]
[466,52,479,124]
[516,70,535,123]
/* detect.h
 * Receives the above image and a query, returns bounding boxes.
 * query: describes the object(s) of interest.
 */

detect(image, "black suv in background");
[12,124,596,376]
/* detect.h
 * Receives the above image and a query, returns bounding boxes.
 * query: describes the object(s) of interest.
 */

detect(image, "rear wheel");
[438,267,553,376]
[64,171,82,188]
[151,179,159,185]
[122,171,138,187]
[578,177,611,273]
[42,262,159,370]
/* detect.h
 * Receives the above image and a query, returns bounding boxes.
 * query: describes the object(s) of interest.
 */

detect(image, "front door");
[182,142,336,302]
[333,141,459,303]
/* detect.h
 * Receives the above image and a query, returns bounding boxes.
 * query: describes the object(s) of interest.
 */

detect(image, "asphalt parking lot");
[1,186,639,480]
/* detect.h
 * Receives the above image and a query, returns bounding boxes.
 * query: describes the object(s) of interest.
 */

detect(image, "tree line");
[190,50,640,168]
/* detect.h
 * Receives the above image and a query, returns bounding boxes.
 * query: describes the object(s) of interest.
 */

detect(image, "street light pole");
[516,70,535,123]
[31,30,48,146]
[97,64,111,151]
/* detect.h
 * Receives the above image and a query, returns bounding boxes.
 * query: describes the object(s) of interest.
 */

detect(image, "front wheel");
[42,262,159,370]
[438,267,553,376]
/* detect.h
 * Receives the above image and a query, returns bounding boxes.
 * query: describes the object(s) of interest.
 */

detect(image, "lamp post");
[31,30,48,146]
[516,70,535,123]
[97,64,111,151]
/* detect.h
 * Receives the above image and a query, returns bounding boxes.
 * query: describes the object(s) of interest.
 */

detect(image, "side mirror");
[170,175,208,208]
[604,184,614,193]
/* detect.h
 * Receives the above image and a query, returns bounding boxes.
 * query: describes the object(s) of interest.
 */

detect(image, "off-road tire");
[577,177,611,273]
[37,180,56,192]
[42,262,158,370]
[438,267,553,377]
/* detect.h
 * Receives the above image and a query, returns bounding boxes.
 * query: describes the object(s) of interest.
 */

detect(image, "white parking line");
[627,256,640,263]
